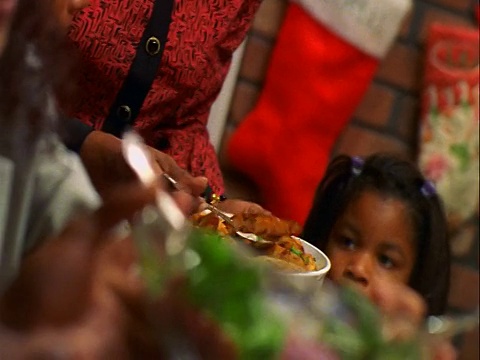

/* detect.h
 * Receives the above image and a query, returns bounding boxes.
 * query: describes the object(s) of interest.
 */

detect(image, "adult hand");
[0,182,173,358]
[0,182,159,330]
[80,130,208,198]
[371,278,427,325]
[214,198,271,216]
[147,146,208,197]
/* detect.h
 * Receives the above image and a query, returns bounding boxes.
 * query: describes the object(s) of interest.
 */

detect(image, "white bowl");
[285,237,331,285]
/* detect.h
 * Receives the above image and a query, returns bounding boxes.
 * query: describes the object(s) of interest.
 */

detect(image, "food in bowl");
[190,211,325,274]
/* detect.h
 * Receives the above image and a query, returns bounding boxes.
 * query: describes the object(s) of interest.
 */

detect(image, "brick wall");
[219,0,479,358]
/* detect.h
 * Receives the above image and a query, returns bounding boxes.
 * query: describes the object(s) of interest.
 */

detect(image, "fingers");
[371,279,426,326]
[243,203,271,216]
[216,199,271,216]
[170,190,201,215]
[185,175,209,198]
[369,278,427,342]
[148,148,208,197]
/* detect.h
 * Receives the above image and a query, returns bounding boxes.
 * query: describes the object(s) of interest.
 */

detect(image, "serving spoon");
[161,173,273,246]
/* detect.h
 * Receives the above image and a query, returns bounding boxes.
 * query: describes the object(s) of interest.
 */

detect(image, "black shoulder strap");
[102,0,174,137]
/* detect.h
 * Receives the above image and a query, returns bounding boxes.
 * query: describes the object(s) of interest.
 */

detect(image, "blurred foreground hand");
[370,278,456,360]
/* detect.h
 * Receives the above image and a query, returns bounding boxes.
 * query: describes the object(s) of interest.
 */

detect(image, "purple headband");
[351,156,364,176]
[420,180,437,197]
[350,156,437,197]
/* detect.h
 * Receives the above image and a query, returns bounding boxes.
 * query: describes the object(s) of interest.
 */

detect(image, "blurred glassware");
[426,307,479,339]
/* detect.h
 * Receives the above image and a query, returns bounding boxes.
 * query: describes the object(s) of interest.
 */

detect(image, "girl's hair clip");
[351,156,364,176]
[420,180,436,197]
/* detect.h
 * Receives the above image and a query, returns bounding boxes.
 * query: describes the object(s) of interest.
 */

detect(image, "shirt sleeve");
[60,116,94,154]
[25,135,101,252]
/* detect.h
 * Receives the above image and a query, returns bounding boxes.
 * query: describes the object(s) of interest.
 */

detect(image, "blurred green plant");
[186,230,286,360]
[321,287,422,360]
[135,221,422,360]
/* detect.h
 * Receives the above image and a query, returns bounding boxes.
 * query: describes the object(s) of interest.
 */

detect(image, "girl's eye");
[339,236,356,250]
[378,254,395,269]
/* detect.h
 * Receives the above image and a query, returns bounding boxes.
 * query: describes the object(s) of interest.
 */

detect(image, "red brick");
[252,0,288,38]
[354,84,395,129]
[239,35,274,84]
[333,125,411,158]
[229,81,261,126]
[376,43,422,93]
[458,327,479,360]
[419,7,474,44]
[426,0,473,12]
[396,95,420,143]
[448,263,480,310]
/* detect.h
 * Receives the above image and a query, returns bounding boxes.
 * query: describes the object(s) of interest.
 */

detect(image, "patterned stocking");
[418,23,479,232]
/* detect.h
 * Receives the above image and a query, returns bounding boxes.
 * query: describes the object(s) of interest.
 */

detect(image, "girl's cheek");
[325,250,345,282]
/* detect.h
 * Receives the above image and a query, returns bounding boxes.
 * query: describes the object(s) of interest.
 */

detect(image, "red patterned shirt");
[68,0,261,194]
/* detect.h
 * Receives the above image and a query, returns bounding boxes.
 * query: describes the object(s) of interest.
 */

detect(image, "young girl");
[303,153,450,316]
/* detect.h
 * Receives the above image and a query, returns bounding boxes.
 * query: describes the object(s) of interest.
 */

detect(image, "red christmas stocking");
[227,0,411,223]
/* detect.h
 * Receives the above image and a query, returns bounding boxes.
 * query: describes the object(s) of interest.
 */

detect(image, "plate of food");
[189,210,331,283]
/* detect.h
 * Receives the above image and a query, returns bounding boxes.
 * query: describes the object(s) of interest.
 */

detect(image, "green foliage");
[321,287,421,360]
[186,230,286,360]
[136,225,423,360]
